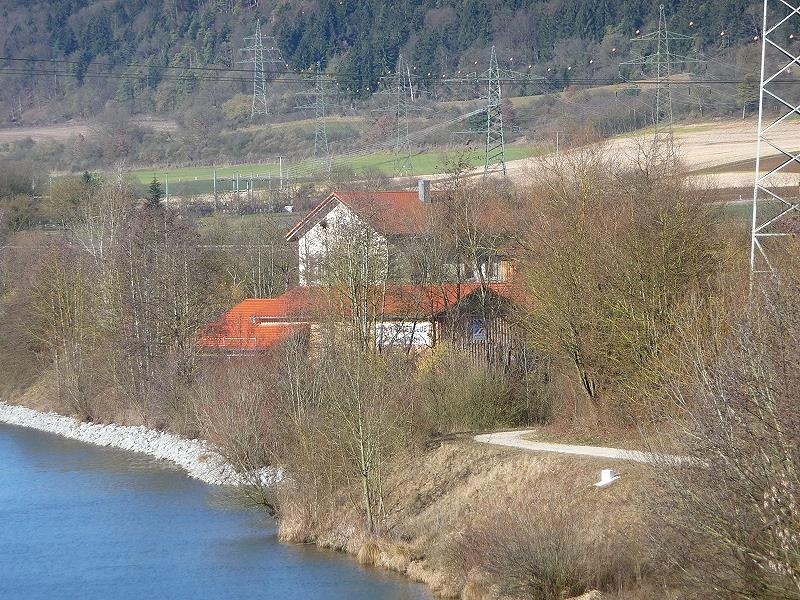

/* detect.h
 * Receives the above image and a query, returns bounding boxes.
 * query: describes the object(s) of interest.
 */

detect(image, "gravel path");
[0,401,260,486]
[474,429,682,464]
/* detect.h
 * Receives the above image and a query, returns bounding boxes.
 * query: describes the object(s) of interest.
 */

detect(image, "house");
[285,181,514,286]
[200,182,527,364]
[198,282,525,365]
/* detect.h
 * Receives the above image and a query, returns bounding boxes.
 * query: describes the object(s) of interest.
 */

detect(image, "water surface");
[0,424,432,600]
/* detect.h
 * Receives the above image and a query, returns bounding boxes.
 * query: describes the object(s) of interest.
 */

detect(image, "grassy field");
[129,145,541,194]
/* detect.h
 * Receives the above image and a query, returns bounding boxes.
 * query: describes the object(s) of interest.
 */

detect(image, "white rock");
[0,401,280,487]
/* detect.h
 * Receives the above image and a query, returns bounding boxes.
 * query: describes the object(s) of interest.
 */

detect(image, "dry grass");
[11,371,59,413]
[376,541,412,573]
[442,458,649,599]
[275,440,653,599]
[357,540,381,566]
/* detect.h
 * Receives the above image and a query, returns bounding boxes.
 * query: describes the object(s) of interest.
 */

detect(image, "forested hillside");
[0,0,761,124]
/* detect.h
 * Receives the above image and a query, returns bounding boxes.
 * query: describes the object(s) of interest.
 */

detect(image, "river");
[0,423,432,600]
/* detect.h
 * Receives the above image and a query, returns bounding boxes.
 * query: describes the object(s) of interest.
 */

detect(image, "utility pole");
[621,4,700,158]
[238,20,285,117]
[751,0,800,278]
[213,169,218,212]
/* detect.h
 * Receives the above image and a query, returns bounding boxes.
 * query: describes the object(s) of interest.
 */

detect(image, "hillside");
[0,0,762,126]
[0,0,776,182]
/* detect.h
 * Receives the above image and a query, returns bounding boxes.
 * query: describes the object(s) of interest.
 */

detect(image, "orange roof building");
[200,184,525,360]
[198,283,518,354]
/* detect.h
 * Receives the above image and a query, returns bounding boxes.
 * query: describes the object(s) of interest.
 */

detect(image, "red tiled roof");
[378,283,510,316]
[198,321,309,352]
[285,189,517,243]
[198,283,519,352]
[197,288,320,352]
[285,190,442,241]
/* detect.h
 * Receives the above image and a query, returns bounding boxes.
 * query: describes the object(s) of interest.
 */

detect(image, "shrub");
[652,272,800,600]
[418,345,551,433]
[450,487,642,600]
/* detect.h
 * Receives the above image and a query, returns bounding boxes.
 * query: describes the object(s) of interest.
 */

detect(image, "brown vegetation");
[2,142,798,600]
[649,267,800,600]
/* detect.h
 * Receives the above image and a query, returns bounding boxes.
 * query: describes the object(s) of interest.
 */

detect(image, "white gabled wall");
[298,202,389,286]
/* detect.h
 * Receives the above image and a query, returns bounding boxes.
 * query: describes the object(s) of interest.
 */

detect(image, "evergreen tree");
[81,171,99,187]
[146,176,163,208]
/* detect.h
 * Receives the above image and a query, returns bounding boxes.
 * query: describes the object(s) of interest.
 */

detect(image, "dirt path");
[474,430,682,464]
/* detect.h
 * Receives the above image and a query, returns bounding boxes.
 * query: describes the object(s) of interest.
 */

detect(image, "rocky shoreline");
[0,401,245,486]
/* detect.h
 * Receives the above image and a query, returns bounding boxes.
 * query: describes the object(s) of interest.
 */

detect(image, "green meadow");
[129,146,541,194]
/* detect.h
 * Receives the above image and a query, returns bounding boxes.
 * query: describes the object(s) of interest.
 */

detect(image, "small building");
[285,184,514,286]
[198,282,525,366]
[197,287,317,354]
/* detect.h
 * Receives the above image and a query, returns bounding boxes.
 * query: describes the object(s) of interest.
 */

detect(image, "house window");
[470,317,487,342]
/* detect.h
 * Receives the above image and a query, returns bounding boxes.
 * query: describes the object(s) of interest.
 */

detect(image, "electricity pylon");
[751,0,800,277]
[239,20,285,116]
[375,54,418,177]
[444,46,542,177]
[621,4,700,157]
[393,55,415,176]
[485,46,505,176]
[296,63,332,175]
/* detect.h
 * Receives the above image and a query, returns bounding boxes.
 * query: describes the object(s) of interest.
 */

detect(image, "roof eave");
[285,192,341,241]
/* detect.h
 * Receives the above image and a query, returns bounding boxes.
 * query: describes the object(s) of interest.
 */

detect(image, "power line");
[286,108,485,180]
[621,3,703,158]
[394,55,414,176]
[295,62,333,175]
[0,56,769,87]
[443,46,544,176]
[372,54,425,177]
[485,46,505,176]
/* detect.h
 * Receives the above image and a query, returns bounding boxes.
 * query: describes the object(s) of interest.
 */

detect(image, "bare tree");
[316,349,413,534]
[652,274,800,599]
[193,358,280,512]
[515,145,724,422]
[278,342,414,537]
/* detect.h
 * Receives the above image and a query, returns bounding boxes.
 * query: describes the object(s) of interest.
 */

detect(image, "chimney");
[418,179,430,202]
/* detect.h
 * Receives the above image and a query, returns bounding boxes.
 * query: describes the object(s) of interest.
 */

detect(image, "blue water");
[0,424,432,600]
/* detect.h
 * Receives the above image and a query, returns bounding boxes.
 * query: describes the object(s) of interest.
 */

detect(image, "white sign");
[375,321,433,347]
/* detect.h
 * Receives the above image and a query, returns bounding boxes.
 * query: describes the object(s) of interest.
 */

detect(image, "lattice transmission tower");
[296,63,332,174]
[445,46,542,177]
[751,0,800,277]
[620,4,700,157]
[485,46,505,176]
[394,55,416,176]
[374,54,418,177]
[239,20,285,116]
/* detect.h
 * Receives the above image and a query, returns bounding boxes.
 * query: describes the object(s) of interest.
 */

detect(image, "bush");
[418,345,552,433]
[652,272,800,600]
[450,483,643,599]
